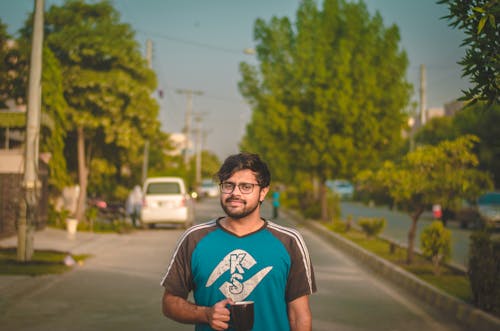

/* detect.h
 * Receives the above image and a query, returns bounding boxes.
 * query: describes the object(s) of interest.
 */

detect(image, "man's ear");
[259,186,270,202]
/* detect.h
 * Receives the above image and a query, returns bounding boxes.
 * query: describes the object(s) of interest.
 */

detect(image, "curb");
[284,210,500,331]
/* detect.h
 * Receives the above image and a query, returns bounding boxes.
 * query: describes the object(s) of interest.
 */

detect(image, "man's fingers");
[212,319,229,331]
[208,298,232,330]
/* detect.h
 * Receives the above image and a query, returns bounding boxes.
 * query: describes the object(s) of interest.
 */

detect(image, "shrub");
[357,217,386,238]
[468,230,500,315]
[327,220,347,233]
[47,204,69,229]
[420,221,451,275]
[77,218,133,234]
[303,203,321,219]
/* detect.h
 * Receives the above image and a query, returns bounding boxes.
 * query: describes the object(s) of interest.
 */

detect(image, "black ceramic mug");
[230,301,254,331]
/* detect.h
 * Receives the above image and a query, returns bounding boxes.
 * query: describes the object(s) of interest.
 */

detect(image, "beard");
[220,195,260,219]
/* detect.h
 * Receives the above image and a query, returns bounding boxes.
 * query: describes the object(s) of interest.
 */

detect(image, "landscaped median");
[283,209,500,331]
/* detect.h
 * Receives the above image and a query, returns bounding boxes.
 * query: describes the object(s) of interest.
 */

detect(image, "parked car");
[198,178,219,198]
[140,177,194,229]
[325,179,354,200]
[477,191,500,228]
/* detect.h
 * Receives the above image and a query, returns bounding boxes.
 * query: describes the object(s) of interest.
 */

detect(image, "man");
[272,189,280,219]
[126,185,142,227]
[161,152,316,330]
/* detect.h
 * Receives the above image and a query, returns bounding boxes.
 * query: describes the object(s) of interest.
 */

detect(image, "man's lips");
[225,197,245,205]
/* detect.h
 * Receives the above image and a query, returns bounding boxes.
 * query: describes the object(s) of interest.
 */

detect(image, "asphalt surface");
[0,227,189,331]
[0,198,469,331]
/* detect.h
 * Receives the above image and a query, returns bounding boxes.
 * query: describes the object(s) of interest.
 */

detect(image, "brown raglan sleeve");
[283,228,317,302]
[160,233,194,299]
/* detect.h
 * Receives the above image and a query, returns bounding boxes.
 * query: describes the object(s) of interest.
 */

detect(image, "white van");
[140,177,194,228]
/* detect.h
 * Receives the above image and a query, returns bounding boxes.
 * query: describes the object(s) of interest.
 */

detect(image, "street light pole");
[18,0,44,262]
[419,64,426,126]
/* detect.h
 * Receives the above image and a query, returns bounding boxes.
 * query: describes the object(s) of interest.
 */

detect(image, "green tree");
[454,103,500,188]
[0,19,29,110]
[1,17,70,191]
[200,151,221,180]
[239,0,411,220]
[414,116,458,146]
[39,46,71,190]
[0,18,12,108]
[358,135,492,263]
[184,151,222,191]
[43,0,161,220]
[414,102,500,188]
[437,0,499,105]
[420,221,451,275]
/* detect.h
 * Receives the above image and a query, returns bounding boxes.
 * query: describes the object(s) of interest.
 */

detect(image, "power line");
[162,85,247,105]
[136,29,244,54]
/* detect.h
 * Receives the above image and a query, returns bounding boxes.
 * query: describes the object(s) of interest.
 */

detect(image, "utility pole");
[18,0,44,262]
[195,116,202,186]
[419,64,426,126]
[177,89,203,165]
[193,112,208,186]
[142,39,153,184]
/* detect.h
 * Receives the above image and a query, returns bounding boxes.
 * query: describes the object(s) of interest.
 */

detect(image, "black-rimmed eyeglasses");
[220,182,260,194]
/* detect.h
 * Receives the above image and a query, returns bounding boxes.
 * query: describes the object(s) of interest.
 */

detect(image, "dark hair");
[216,152,271,188]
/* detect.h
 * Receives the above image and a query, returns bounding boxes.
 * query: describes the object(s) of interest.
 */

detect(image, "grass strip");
[324,221,472,302]
[0,247,90,276]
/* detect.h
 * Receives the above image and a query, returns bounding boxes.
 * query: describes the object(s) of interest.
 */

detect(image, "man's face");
[219,169,269,219]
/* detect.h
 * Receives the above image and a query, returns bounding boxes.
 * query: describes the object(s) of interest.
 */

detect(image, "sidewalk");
[0,228,117,304]
[0,227,188,331]
[0,227,111,255]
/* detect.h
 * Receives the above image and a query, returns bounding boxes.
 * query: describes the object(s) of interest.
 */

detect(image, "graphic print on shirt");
[205,249,272,302]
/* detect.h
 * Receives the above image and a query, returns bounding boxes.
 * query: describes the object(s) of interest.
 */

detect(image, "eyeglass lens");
[220,182,258,194]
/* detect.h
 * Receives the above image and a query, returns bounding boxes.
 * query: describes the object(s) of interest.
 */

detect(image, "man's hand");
[205,298,234,330]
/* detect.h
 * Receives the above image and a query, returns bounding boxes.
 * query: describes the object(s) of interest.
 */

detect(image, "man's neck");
[220,214,265,236]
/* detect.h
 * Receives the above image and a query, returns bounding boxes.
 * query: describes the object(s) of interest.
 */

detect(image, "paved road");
[0,198,467,330]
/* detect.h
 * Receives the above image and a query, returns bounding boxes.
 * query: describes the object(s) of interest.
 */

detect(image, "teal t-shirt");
[161,218,316,331]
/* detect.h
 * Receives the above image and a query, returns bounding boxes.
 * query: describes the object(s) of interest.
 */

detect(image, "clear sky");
[0,0,469,161]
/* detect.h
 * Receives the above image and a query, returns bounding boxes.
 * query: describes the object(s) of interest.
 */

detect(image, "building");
[427,107,445,121]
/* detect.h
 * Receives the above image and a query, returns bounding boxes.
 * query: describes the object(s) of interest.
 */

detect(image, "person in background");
[126,185,143,227]
[272,188,280,219]
[161,152,316,330]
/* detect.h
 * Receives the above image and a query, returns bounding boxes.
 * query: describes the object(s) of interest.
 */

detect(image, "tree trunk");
[406,207,424,264]
[75,126,88,221]
[320,182,328,221]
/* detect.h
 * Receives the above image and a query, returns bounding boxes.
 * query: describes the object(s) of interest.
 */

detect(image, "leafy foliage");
[414,102,500,188]
[468,230,500,314]
[357,135,493,263]
[38,0,164,217]
[414,116,458,146]
[437,0,499,105]
[239,0,411,220]
[420,221,451,275]
[454,103,500,188]
[39,46,71,190]
[1,16,70,190]
[357,217,386,238]
[0,18,12,108]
